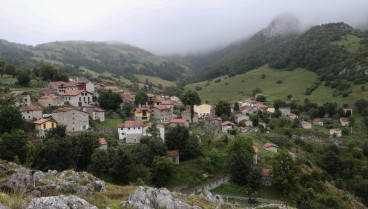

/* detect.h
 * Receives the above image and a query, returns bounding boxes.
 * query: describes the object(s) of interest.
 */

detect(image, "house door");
[78,102,82,107]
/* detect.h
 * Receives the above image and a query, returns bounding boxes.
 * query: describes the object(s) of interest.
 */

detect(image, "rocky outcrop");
[199,190,224,205]
[120,186,193,209]
[25,195,98,209]
[0,161,105,196]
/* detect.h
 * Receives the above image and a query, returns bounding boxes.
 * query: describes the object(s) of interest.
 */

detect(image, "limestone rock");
[1,167,34,192]
[33,171,46,183]
[0,203,11,209]
[199,190,224,205]
[26,195,98,209]
[120,186,192,209]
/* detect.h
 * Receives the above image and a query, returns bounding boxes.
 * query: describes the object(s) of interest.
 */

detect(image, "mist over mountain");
[261,13,303,38]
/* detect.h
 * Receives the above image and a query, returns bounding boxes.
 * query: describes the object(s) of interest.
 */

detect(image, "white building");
[301,121,312,129]
[330,128,342,137]
[143,123,166,142]
[118,120,143,144]
[340,117,350,126]
[194,104,213,117]
[64,90,93,107]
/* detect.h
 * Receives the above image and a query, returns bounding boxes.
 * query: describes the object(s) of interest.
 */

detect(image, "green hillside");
[0,39,187,82]
[186,65,367,106]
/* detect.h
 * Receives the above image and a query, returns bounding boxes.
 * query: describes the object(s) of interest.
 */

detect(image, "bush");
[277,80,283,84]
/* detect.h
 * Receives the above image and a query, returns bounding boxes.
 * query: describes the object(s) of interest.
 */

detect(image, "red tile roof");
[334,128,341,131]
[313,118,323,122]
[93,108,105,112]
[262,168,273,177]
[11,90,28,95]
[56,107,75,112]
[34,118,50,124]
[20,106,42,111]
[147,93,155,97]
[253,146,258,153]
[234,114,243,117]
[154,97,164,103]
[153,105,169,110]
[99,138,107,145]
[340,117,349,122]
[42,89,55,94]
[302,121,311,124]
[118,120,143,128]
[288,152,295,156]
[161,100,174,105]
[264,143,277,148]
[63,90,84,96]
[221,121,235,126]
[166,150,179,157]
[105,86,119,91]
[169,119,188,124]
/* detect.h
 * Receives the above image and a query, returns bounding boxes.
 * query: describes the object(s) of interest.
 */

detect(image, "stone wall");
[182,175,230,195]
[292,134,345,146]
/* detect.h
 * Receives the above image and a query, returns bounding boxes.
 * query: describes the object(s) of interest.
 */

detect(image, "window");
[138,127,140,129]
[122,133,124,135]
[79,97,81,101]
[43,124,46,129]
[83,97,85,101]
[128,128,130,130]
[27,111,29,113]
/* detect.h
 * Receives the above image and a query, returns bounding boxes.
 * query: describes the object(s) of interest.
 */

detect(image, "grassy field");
[134,74,176,87]
[332,34,363,53]
[185,65,365,106]
[93,117,123,128]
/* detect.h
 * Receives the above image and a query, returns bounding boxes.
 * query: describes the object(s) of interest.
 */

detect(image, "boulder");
[120,186,192,209]
[199,190,224,205]
[26,195,98,209]
[1,168,34,192]
[33,171,46,183]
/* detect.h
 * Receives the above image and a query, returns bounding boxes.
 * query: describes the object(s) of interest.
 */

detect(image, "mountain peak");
[262,13,302,38]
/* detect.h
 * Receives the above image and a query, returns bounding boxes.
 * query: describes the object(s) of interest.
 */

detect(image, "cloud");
[0,0,367,54]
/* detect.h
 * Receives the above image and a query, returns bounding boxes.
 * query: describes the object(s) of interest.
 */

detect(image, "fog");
[0,0,367,55]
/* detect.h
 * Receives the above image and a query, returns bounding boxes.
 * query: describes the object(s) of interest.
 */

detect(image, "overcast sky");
[1,0,368,55]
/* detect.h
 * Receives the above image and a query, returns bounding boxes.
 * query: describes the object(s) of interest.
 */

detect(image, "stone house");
[253,146,258,164]
[142,123,165,142]
[118,120,143,144]
[279,107,291,116]
[83,107,105,122]
[267,107,275,114]
[301,121,312,129]
[262,168,273,186]
[244,120,253,127]
[75,81,94,93]
[340,117,349,126]
[234,114,249,124]
[98,138,108,150]
[168,119,189,128]
[330,128,342,137]
[64,90,93,107]
[221,121,235,134]
[11,90,31,106]
[49,81,78,95]
[288,113,297,120]
[238,127,248,133]
[161,100,174,112]
[166,150,180,165]
[34,118,57,138]
[263,143,278,153]
[52,107,89,132]
[38,96,64,107]
[313,118,324,126]
[181,110,199,124]
[20,106,43,121]
[41,89,56,96]
[154,97,164,106]
[134,108,151,121]
[151,105,172,123]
